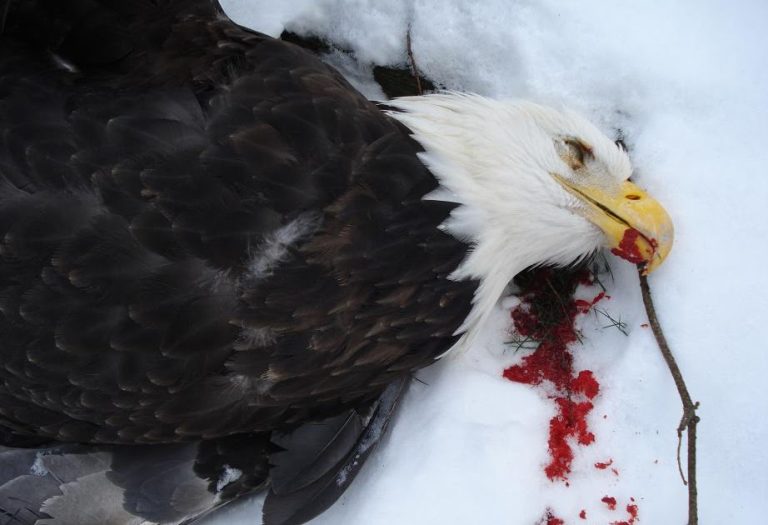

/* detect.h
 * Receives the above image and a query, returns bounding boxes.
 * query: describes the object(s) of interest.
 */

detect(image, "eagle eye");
[559,138,592,171]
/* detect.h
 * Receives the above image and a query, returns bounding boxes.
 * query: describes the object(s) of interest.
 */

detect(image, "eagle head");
[387,93,673,339]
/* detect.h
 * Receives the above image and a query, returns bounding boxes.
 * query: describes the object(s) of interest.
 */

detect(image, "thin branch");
[405,24,423,95]
[639,271,699,525]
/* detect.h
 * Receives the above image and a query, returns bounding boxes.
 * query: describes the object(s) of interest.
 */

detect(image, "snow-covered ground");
[208,1,768,523]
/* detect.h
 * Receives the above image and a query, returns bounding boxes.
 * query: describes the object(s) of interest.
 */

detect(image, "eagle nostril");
[626,194,641,201]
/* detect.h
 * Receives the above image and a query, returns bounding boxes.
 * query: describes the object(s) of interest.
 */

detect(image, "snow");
[208,0,768,523]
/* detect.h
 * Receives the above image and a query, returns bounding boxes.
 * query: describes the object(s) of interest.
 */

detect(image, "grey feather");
[263,378,408,525]
[0,444,112,525]
[270,412,363,496]
[0,441,260,525]
[108,444,216,524]
[40,472,144,525]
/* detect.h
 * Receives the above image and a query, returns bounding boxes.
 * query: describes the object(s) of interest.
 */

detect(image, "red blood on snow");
[572,370,600,399]
[542,510,565,525]
[574,292,605,313]
[545,398,596,479]
[611,503,640,525]
[595,458,614,470]
[601,496,618,510]
[503,268,602,480]
[503,268,643,523]
[595,454,620,476]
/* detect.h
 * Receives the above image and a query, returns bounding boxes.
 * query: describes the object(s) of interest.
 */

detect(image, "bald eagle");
[0,1,673,524]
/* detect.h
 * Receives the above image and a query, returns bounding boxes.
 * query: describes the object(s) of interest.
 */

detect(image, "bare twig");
[405,25,423,95]
[638,272,699,525]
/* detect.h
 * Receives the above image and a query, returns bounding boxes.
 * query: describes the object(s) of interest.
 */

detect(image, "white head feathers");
[387,93,633,348]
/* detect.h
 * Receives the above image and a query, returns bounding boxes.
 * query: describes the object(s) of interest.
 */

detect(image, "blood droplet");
[602,496,617,510]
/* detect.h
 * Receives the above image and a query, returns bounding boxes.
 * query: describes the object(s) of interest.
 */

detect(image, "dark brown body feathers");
[0,2,474,523]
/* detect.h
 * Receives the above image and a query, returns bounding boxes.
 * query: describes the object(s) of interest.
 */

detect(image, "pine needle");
[594,308,629,336]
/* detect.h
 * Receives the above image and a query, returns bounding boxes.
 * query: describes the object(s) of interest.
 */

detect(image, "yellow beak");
[555,177,674,274]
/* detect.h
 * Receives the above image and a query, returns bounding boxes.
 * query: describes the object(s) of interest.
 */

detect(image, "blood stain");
[611,502,640,525]
[610,228,646,264]
[503,268,602,480]
[602,496,617,510]
[502,267,643,524]
[595,459,614,470]
[540,509,564,525]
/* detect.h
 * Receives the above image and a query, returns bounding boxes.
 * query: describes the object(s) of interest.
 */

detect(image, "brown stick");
[406,25,423,95]
[638,272,699,525]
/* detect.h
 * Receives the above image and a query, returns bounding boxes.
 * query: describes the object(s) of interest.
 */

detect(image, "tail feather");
[1,380,408,525]
[263,378,409,525]
[0,434,270,525]
[41,471,144,525]
[0,444,99,525]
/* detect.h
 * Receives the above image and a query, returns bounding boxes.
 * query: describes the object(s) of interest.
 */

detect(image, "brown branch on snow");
[406,25,423,95]
[639,271,699,525]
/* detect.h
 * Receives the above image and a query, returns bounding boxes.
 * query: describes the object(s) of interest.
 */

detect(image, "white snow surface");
[208,1,768,523]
